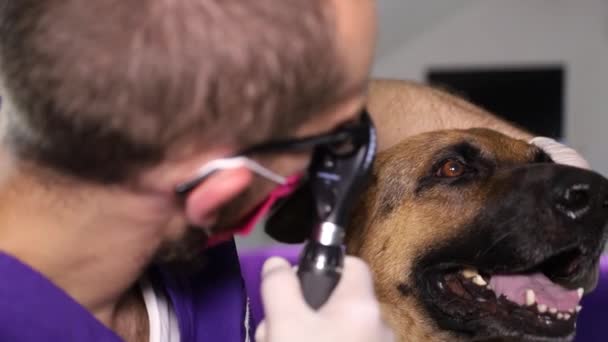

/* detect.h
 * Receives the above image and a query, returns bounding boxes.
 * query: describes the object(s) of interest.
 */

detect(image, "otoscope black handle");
[297,241,344,309]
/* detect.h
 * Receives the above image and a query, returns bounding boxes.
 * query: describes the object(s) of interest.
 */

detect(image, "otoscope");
[297,111,377,309]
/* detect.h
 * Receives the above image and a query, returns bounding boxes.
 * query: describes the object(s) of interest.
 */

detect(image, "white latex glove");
[255,256,395,342]
[530,137,590,170]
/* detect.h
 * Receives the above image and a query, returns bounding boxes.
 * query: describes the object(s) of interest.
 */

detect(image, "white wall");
[375,0,479,59]
[373,0,608,176]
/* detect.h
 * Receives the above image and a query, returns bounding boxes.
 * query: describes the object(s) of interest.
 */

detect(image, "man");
[0,1,586,342]
[0,1,390,341]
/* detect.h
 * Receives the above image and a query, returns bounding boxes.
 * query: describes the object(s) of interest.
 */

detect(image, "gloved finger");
[260,257,309,318]
[254,321,266,342]
[323,256,377,308]
[530,137,590,170]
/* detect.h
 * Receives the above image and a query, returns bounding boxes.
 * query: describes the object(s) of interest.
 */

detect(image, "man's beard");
[151,183,270,272]
[151,209,253,273]
[153,226,209,273]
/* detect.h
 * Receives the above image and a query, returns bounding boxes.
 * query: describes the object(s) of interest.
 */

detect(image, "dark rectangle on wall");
[427,66,564,139]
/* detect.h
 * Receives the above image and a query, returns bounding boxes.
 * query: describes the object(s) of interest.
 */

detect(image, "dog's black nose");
[555,183,592,220]
[550,166,608,222]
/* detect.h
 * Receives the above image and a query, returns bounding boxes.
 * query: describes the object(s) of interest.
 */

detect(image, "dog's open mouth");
[422,247,594,341]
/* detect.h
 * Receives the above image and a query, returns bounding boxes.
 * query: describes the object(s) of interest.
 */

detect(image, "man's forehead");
[293,89,366,138]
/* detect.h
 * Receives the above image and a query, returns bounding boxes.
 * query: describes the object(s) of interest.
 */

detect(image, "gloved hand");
[530,137,590,170]
[255,256,395,342]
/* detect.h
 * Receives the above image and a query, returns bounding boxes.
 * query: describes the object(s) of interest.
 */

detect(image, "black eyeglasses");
[175,109,372,195]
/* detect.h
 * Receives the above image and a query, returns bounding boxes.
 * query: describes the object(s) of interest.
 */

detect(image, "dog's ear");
[265,184,316,244]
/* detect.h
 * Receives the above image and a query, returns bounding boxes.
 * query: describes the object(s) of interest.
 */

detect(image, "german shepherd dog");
[349,128,607,341]
[267,84,608,341]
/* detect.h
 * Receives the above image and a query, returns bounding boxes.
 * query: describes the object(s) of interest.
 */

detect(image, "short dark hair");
[0,0,344,183]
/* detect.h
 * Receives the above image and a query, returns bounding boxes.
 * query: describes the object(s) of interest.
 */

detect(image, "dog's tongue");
[489,273,581,311]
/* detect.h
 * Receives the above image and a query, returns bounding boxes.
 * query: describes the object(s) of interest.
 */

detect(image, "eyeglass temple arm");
[175,157,287,195]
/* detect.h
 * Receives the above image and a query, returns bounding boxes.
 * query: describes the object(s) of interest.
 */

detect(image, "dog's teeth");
[557,313,564,320]
[576,305,582,313]
[537,304,548,313]
[525,289,536,306]
[564,313,571,320]
[549,307,558,314]
[472,275,487,286]
[577,288,584,299]
[461,268,478,279]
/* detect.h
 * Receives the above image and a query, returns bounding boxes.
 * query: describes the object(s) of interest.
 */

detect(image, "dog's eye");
[436,159,466,178]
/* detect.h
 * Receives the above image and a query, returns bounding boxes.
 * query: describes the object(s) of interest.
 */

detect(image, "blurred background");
[237,0,608,251]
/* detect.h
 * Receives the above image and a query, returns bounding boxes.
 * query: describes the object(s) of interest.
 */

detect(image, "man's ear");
[184,168,253,227]
[265,184,316,244]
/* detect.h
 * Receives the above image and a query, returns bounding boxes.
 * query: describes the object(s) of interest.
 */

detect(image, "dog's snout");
[555,183,592,220]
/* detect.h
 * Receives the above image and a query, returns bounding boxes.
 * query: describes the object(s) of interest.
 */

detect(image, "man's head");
[0,0,376,261]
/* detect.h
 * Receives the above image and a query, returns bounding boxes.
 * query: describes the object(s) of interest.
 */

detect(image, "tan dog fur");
[367,79,532,152]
